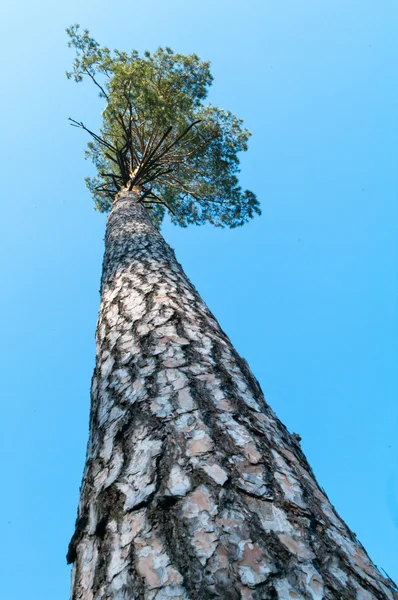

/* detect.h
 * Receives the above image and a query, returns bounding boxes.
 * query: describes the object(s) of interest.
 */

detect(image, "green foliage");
[67,24,260,228]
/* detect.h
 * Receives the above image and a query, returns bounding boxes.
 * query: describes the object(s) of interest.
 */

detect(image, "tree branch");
[143,193,176,215]
[69,118,117,152]
[83,67,109,99]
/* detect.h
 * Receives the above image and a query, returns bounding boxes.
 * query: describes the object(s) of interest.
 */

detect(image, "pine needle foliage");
[66,25,260,228]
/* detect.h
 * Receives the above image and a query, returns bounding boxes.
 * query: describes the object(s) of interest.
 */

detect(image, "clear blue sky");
[1,1,397,597]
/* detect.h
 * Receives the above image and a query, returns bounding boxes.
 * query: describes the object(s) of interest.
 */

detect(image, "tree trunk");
[68,190,397,600]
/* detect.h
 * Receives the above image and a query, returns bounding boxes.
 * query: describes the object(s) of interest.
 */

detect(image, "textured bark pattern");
[69,191,397,600]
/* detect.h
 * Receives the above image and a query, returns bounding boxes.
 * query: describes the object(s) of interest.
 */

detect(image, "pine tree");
[66,25,397,600]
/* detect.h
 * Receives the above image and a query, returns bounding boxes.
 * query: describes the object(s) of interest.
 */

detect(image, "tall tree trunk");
[68,191,397,600]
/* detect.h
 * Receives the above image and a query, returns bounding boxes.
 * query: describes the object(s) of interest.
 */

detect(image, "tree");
[66,25,259,227]
[66,25,397,600]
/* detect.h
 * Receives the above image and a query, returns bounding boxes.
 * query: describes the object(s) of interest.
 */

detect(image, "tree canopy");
[66,25,260,228]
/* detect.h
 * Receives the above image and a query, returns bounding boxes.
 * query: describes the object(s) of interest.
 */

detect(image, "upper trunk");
[68,190,397,600]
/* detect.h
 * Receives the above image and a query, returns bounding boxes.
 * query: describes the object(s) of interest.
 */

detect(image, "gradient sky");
[1,1,397,598]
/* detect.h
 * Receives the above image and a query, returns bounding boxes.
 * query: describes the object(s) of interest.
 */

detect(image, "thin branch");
[69,118,117,152]
[141,166,176,186]
[132,126,173,187]
[162,174,220,204]
[140,186,153,201]
[100,172,123,180]
[134,120,202,187]
[83,68,109,99]
[148,120,201,165]
[143,193,176,215]
[141,126,173,166]
[94,185,117,197]
[104,152,119,165]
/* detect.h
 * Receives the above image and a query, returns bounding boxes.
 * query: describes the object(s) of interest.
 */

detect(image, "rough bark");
[68,190,397,600]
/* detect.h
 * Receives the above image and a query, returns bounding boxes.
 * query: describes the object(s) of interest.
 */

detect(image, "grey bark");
[68,190,397,600]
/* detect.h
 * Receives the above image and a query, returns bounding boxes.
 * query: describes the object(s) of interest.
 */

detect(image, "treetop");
[67,24,260,228]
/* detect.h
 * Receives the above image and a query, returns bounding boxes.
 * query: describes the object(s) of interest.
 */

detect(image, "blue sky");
[1,1,397,597]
